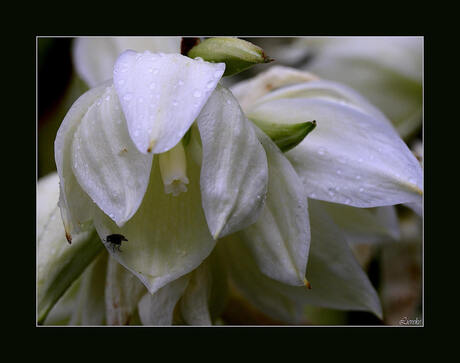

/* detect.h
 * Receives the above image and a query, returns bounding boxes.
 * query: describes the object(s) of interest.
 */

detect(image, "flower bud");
[187,37,272,76]
[250,118,316,152]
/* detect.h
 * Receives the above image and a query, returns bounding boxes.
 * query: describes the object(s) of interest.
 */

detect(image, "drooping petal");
[71,85,153,227]
[105,256,147,325]
[236,127,310,286]
[137,275,190,326]
[221,199,382,323]
[179,251,228,325]
[73,37,181,87]
[229,65,318,112]
[92,148,216,295]
[55,82,110,238]
[113,51,225,154]
[196,85,268,239]
[248,98,423,208]
[319,201,400,244]
[37,173,104,324]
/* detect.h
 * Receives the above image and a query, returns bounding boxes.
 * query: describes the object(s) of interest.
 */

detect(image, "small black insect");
[104,234,128,252]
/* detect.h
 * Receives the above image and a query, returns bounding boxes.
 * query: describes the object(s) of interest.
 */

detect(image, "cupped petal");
[138,275,190,326]
[248,98,422,208]
[220,199,382,323]
[71,85,153,227]
[105,256,147,325]
[251,79,390,126]
[196,85,268,239]
[55,82,111,239]
[230,65,318,112]
[73,37,181,87]
[113,51,225,154]
[37,173,104,324]
[179,251,228,325]
[92,148,216,295]
[236,127,310,286]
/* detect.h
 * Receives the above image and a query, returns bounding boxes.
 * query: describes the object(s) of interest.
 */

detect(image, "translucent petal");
[319,201,400,244]
[236,127,310,286]
[221,199,382,323]
[55,81,110,238]
[179,251,228,325]
[113,51,225,154]
[248,98,422,208]
[71,85,153,226]
[92,148,216,295]
[73,37,181,87]
[137,275,190,325]
[105,256,147,325]
[196,85,268,238]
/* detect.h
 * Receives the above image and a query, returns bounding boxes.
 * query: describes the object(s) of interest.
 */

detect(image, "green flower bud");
[250,118,316,152]
[187,37,272,76]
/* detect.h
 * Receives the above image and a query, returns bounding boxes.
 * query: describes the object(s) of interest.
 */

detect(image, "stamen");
[159,141,189,196]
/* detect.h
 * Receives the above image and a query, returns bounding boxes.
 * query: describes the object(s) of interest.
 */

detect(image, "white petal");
[92,148,216,295]
[251,79,391,126]
[113,51,225,154]
[73,37,181,87]
[71,85,153,227]
[221,199,382,323]
[304,37,422,138]
[37,173,104,323]
[248,98,422,208]
[196,85,268,238]
[319,201,400,244]
[237,127,310,286]
[138,275,190,325]
[55,81,110,238]
[105,256,147,325]
[179,251,228,325]
[230,65,318,112]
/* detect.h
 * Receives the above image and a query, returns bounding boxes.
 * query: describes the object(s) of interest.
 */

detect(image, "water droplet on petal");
[193,90,202,98]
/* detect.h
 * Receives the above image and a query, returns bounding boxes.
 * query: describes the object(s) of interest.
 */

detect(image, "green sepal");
[187,37,272,77]
[37,229,104,324]
[249,118,317,152]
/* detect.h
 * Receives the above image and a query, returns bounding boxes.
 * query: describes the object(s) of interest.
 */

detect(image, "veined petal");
[319,201,400,243]
[105,256,147,325]
[55,81,111,239]
[73,37,181,87]
[71,85,153,227]
[179,251,228,325]
[221,199,382,323]
[248,98,422,208]
[236,127,310,286]
[92,148,216,295]
[196,85,268,239]
[230,65,318,112]
[138,275,190,326]
[251,80,391,126]
[113,51,225,154]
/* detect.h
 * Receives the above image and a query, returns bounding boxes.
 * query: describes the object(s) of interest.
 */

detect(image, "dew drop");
[336,169,342,175]
[193,90,202,98]
[359,187,364,192]
[317,148,325,156]
[356,175,361,180]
